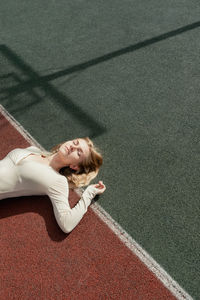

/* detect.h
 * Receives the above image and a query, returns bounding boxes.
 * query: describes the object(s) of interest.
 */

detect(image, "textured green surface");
[1,1,200,298]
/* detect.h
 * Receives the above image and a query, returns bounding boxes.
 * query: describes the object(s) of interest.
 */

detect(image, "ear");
[69,164,79,171]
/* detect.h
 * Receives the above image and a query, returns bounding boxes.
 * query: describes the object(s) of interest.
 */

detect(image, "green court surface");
[1,1,200,298]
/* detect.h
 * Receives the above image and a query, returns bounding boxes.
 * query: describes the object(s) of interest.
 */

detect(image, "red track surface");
[0,112,177,299]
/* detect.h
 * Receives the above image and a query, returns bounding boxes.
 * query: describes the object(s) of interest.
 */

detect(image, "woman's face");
[59,138,90,169]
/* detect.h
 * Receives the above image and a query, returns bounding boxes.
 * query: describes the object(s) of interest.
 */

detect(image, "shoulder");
[47,173,69,198]
[6,146,50,164]
[5,146,40,165]
[26,146,43,153]
[6,146,41,158]
[26,146,51,156]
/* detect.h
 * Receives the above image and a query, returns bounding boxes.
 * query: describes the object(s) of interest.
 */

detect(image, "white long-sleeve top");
[0,146,98,233]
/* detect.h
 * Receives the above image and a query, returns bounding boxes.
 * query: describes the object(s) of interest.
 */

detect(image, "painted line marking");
[0,104,193,300]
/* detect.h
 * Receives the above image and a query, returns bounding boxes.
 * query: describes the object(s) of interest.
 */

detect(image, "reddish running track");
[0,112,177,299]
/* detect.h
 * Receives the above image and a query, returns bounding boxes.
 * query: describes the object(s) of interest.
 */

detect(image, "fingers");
[94,181,106,194]
[95,181,105,189]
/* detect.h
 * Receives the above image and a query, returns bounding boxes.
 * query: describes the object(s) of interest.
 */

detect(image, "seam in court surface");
[0,104,193,300]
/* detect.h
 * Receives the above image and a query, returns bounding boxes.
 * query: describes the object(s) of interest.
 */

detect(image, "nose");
[70,145,76,152]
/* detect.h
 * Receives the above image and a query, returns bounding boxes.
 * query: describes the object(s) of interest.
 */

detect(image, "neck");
[47,153,66,172]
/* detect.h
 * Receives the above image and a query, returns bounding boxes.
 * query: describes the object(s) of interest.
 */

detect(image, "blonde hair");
[50,137,103,188]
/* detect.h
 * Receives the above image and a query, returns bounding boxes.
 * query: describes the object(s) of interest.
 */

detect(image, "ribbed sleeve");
[47,176,98,233]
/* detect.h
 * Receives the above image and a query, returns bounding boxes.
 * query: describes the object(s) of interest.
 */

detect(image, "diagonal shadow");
[0,188,83,241]
[0,72,41,110]
[0,45,106,138]
[1,19,200,95]
[1,21,199,136]
[0,196,67,242]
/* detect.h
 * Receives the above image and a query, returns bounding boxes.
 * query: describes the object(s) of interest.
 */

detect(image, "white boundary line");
[0,105,44,150]
[0,104,193,300]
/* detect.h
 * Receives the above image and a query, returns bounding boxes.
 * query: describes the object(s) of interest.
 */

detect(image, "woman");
[0,137,106,233]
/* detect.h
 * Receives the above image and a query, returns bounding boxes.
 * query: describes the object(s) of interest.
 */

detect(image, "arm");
[48,177,106,233]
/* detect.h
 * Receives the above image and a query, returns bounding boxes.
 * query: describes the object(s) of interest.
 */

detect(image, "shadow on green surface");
[0,20,200,136]
[1,20,200,93]
[0,72,41,111]
[0,45,106,138]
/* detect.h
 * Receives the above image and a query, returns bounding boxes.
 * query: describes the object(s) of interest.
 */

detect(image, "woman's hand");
[93,181,106,194]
